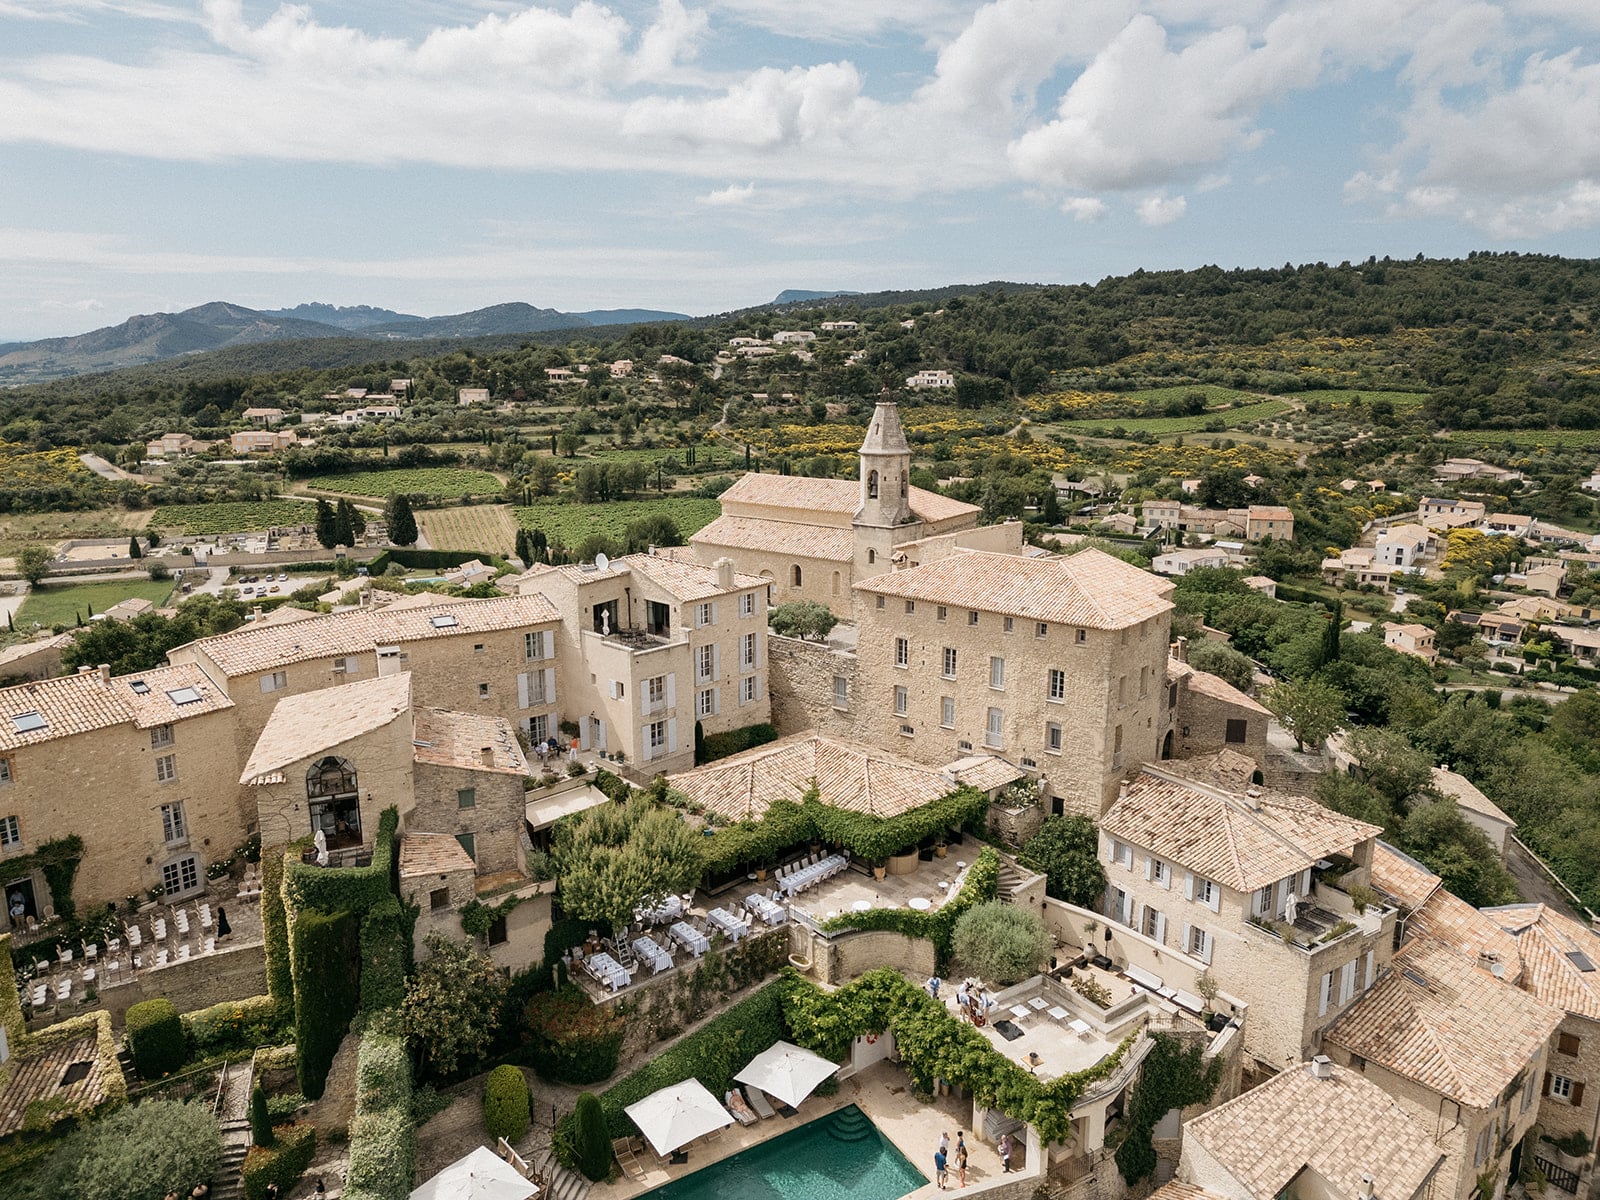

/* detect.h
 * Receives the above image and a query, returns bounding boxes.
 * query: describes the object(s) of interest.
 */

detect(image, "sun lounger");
[725,1091,757,1126]
[613,1137,648,1181]
[746,1087,776,1120]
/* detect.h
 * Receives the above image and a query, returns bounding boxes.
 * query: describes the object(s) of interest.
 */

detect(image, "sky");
[2,0,1599,342]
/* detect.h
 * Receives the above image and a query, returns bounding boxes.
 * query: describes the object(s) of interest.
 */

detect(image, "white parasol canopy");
[624,1078,733,1156]
[409,1146,538,1200]
[734,1040,840,1110]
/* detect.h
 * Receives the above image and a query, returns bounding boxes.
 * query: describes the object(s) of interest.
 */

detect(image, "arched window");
[867,548,877,564]
[900,472,908,497]
[306,756,363,847]
[792,565,803,588]
[306,756,357,799]
[832,571,841,595]
[867,470,879,500]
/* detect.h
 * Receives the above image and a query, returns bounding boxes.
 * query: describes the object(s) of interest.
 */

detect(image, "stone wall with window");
[767,635,856,738]
[1539,1014,1599,1168]
[250,717,416,853]
[0,705,244,916]
[409,758,527,876]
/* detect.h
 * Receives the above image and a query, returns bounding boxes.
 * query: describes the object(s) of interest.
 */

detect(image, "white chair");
[55,978,72,1001]
[200,904,212,929]
[174,909,190,936]
[107,959,121,980]
[155,948,169,967]
[203,936,215,954]
[125,924,142,948]
[81,967,95,985]
[153,918,167,941]
[33,957,49,974]
[32,982,47,1008]
[58,947,73,966]
[108,937,121,953]
[84,942,98,962]
[177,943,191,960]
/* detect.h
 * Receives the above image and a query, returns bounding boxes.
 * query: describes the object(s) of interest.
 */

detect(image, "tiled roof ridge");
[1374,839,1445,908]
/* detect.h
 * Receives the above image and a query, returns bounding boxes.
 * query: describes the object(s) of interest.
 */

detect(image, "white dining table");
[669,921,710,957]
[707,908,746,942]
[632,937,672,974]
[586,951,629,991]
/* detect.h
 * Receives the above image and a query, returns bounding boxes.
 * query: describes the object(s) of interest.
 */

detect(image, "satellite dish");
[594,552,610,572]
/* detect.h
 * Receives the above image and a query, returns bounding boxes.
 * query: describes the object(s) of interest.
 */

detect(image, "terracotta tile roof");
[1323,936,1564,1107]
[1148,1184,1232,1200]
[1409,888,1523,985]
[666,732,970,823]
[0,1030,111,1139]
[1428,767,1514,828]
[240,673,411,783]
[398,831,477,878]
[1182,1060,1444,1200]
[716,472,978,525]
[1100,764,1382,892]
[945,754,1026,792]
[1247,505,1295,521]
[854,548,1174,629]
[412,707,529,776]
[0,663,231,751]
[611,553,767,599]
[1486,903,1600,1021]
[0,632,73,670]
[690,514,855,562]
[1185,668,1271,715]
[180,593,559,677]
[1370,841,1442,910]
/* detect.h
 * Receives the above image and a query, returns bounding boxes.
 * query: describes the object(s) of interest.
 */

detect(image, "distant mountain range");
[0,299,693,384]
[771,289,862,305]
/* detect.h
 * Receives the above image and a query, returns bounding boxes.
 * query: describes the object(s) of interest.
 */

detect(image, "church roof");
[715,473,978,525]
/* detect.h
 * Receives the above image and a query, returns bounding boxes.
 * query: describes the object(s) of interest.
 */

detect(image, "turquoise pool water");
[638,1105,927,1200]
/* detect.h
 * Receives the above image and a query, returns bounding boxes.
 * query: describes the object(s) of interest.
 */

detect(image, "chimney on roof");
[77,665,93,674]
[1310,1055,1333,1080]
[1358,1174,1376,1200]
[714,558,735,590]
[479,746,494,767]
[98,663,111,683]
[1173,635,1189,663]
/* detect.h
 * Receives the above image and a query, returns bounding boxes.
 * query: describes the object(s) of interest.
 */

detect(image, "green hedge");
[483,1065,531,1145]
[183,995,286,1060]
[261,849,292,1014]
[572,1093,611,1183]
[359,897,410,1012]
[592,769,632,803]
[522,988,625,1085]
[292,909,359,1100]
[344,1031,416,1200]
[695,797,813,878]
[554,982,786,1164]
[780,967,1139,1144]
[125,998,185,1079]
[282,807,399,918]
[242,1123,316,1200]
[698,722,778,764]
[819,847,999,970]
[365,548,512,574]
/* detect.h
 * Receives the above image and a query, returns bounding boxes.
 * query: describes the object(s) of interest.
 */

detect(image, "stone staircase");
[526,1147,591,1200]
[995,858,1029,899]
[210,1138,250,1200]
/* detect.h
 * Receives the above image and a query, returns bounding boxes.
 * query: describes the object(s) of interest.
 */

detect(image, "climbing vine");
[1114,1031,1222,1183]
[459,893,525,939]
[3,835,85,924]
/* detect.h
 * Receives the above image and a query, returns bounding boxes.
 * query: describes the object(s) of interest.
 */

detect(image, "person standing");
[999,1133,1012,1174]
[933,1146,948,1189]
[956,1143,968,1187]
[215,905,231,938]
[926,975,942,1000]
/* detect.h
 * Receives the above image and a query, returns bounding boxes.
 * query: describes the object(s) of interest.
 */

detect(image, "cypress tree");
[314,498,337,549]
[128,536,142,559]
[249,1082,274,1147]
[1321,600,1343,666]
[385,493,418,547]
[332,499,355,548]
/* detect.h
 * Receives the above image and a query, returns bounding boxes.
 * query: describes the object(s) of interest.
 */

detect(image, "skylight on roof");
[129,680,150,694]
[166,687,203,705]
[429,614,459,628]
[1568,951,1596,973]
[11,711,46,733]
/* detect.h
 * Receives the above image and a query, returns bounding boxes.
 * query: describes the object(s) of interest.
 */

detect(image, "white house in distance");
[1427,765,1516,854]
[906,369,956,389]
[1152,547,1231,577]
[1382,622,1437,662]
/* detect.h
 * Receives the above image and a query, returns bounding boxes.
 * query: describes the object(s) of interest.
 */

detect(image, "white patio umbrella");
[735,1040,840,1110]
[624,1078,734,1156]
[409,1146,538,1200]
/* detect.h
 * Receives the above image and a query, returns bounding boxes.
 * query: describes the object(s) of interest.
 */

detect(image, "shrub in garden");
[241,1123,316,1200]
[950,901,1051,985]
[483,1065,531,1144]
[125,998,186,1078]
[572,1092,611,1182]
[521,988,624,1084]
[344,1029,416,1200]
[250,1083,274,1147]
[184,994,286,1059]
[62,1100,220,1200]
[293,908,359,1099]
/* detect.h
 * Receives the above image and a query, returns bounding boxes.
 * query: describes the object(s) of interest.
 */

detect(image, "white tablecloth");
[777,855,847,896]
[669,922,710,957]
[635,894,683,925]
[746,894,787,925]
[708,909,746,942]
[632,937,672,974]
[586,951,629,991]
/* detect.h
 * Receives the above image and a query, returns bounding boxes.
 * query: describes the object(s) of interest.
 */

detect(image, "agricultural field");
[514,497,721,548]
[1048,398,1292,436]
[416,505,519,555]
[304,467,504,499]
[1310,389,1430,409]
[149,499,320,535]
[1444,428,1600,450]
[0,508,150,560]
[16,578,176,631]
[1115,384,1270,408]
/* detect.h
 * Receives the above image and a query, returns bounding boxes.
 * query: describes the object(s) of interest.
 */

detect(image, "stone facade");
[520,555,771,776]
[250,712,415,853]
[766,634,856,737]
[1539,1012,1600,1194]
[850,597,1171,817]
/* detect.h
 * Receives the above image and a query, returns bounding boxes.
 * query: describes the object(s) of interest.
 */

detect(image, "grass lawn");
[150,499,320,535]
[17,578,176,631]
[1445,428,1600,450]
[305,467,504,498]
[514,497,721,547]
[1048,398,1292,436]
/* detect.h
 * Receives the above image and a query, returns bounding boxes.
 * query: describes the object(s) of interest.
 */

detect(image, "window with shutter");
[1318,971,1333,1016]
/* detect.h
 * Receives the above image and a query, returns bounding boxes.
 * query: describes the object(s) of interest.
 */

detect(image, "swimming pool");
[637,1104,926,1200]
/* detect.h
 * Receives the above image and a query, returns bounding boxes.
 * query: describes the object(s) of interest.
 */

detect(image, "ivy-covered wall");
[291,909,359,1100]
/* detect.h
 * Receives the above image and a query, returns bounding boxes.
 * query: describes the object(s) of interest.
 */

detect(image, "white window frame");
[942,647,957,678]
[832,676,849,710]
[1551,1074,1575,1101]
[968,610,979,626]
[1147,858,1170,888]
[647,720,667,753]
[696,602,713,627]
[1047,668,1065,702]
[1142,905,1166,944]
[936,606,947,622]
[0,758,9,786]
[941,697,955,728]
[150,724,174,749]
[0,814,19,847]
[895,637,910,668]
[527,713,550,743]
[989,656,1005,690]
[696,643,717,684]
[740,592,755,618]
[1046,721,1062,753]
[894,686,909,716]
[1338,959,1358,1006]
[1184,923,1213,963]
[741,675,757,704]
[1110,840,1134,869]
[740,632,757,670]
[155,753,177,784]
[1185,872,1219,911]
[161,802,186,845]
[984,707,1003,748]
[697,688,716,718]
[1036,622,1049,638]
[1003,616,1014,633]
[259,670,287,693]
[162,855,201,897]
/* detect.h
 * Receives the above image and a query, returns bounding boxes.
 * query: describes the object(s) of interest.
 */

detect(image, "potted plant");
[1548,1131,1591,1171]
[872,860,888,882]
[934,838,948,859]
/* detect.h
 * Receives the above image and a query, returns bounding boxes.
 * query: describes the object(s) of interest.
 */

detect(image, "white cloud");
[707,0,972,41]
[1061,196,1109,221]
[699,182,759,206]
[39,297,105,312]
[1136,194,1187,225]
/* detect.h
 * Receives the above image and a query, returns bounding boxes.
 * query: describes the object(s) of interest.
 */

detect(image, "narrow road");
[1505,838,1590,920]
[78,452,142,482]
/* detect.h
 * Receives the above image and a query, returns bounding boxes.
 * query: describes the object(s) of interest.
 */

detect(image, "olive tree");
[951,901,1052,986]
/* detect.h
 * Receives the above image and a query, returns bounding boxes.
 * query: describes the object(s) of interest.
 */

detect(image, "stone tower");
[853,400,916,580]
